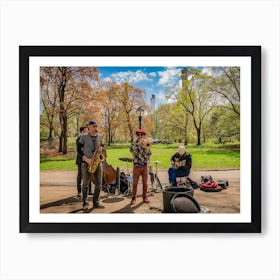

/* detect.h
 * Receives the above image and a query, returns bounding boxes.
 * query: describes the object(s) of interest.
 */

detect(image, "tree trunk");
[62,114,68,154]
[126,113,133,142]
[48,124,53,141]
[76,115,80,137]
[129,124,133,142]
[57,67,67,154]
[58,132,63,152]
[196,127,201,145]
[184,113,188,145]
[108,120,111,146]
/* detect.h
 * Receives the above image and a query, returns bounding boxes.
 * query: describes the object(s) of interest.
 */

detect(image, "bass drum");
[103,162,117,184]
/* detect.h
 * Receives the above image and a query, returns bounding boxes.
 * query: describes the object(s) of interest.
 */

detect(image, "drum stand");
[148,160,162,196]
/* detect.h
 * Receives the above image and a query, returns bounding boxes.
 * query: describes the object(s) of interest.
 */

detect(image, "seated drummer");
[169,146,192,185]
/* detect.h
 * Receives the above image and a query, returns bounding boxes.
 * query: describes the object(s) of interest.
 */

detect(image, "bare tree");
[40,67,99,154]
[116,82,146,142]
[209,67,240,115]
[40,68,59,140]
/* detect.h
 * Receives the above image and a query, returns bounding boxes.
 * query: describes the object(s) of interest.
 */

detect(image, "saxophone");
[88,134,105,173]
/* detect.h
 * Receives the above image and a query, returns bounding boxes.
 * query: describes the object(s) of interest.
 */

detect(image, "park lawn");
[40,143,240,170]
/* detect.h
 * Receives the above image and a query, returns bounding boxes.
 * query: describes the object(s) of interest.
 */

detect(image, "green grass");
[40,157,76,170]
[40,143,240,170]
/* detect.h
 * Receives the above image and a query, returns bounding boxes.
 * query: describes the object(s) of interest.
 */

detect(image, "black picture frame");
[19,46,261,233]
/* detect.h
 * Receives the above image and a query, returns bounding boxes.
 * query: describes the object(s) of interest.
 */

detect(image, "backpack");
[187,177,199,189]
[200,175,223,192]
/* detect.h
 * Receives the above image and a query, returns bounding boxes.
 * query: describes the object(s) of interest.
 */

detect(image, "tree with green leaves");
[209,107,240,142]
[178,68,217,145]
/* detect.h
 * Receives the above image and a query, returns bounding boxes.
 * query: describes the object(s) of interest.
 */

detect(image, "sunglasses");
[136,133,145,136]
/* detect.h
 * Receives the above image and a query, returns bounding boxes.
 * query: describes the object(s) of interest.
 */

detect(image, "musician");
[169,146,192,185]
[77,120,104,211]
[76,126,92,198]
[129,129,152,205]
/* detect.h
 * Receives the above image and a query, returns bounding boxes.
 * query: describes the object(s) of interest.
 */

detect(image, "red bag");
[200,180,219,188]
[199,176,223,192]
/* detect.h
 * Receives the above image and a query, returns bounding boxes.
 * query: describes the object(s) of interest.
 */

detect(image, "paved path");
[40,169,240,213]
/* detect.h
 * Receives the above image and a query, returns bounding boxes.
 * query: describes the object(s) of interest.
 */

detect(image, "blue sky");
[98,66,185,109]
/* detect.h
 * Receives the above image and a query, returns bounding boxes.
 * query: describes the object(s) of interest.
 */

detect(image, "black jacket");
[76,136,82,165]
[171,152,192,170]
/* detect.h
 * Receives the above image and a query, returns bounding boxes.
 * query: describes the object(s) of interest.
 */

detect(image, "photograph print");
[20,46,261,232]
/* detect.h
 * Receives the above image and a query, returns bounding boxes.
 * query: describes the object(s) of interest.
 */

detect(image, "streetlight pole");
[136,106,144,129]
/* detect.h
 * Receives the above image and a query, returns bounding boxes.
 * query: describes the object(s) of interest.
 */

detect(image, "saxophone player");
[78,120,105,211]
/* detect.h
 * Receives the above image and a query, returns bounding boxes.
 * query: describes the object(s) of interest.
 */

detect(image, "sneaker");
[83,204,89,211]
[94,203,105,209]
[143,197,150,203]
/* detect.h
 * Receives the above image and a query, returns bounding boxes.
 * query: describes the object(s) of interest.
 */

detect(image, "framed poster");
[19,46,261,233]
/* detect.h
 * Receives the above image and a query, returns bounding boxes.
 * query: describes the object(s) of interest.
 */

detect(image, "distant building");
[151,94,155,113]
[181,68,188,81]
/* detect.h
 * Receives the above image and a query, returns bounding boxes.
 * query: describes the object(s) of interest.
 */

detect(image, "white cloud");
[110,70,150,84]
[201,67,223,77]
[156,91,177,104]
[103,77,113,83]
[149,72,157,78]
[201,67,213,75]
[157,67,182,86]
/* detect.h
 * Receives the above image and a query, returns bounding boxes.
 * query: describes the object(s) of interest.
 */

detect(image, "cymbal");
[152,160,160,163]
[118,157,134,162]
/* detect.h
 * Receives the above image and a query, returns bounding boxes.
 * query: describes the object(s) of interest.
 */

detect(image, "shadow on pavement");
[40,196,80,209]
[102,197,125,203]
[112,201,145,213]
[68,207,87,214]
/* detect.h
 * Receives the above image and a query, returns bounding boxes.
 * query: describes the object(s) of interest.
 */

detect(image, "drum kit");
[103,157,163,197]
[102,157,133,197]
[117,157,134,196]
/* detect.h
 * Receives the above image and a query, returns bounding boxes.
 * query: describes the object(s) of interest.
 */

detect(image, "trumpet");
[144,141,152,149]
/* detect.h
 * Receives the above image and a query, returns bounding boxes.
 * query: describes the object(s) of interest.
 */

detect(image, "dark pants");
[132,166,148,199]
[81,162,101,206]
[77,160,91,194]
[174,168,190,177]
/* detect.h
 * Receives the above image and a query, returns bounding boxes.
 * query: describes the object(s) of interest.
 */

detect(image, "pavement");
[40,169,240,214]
